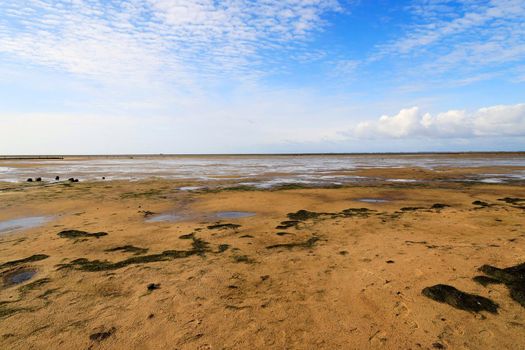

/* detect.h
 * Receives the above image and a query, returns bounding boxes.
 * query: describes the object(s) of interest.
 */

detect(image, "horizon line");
[1,151,525,159]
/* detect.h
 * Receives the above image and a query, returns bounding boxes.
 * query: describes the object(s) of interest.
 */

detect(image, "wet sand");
[1,167,525,349]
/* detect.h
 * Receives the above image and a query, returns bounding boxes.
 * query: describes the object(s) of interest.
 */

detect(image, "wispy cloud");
[0,0,340,85]
[372,0,525,83]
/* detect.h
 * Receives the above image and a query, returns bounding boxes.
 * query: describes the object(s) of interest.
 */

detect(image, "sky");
[0,0,524,154]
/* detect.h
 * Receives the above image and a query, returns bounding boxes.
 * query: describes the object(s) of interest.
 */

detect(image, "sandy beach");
[1,161,525,349]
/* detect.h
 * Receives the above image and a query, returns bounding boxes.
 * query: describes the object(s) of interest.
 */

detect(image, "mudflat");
[1,169,525,349]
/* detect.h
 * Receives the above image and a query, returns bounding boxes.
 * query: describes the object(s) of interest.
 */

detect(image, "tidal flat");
[0,160,525,349]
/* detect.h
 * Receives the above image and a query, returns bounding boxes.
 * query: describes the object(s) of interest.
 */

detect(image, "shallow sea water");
[1,155,524,186]
[0,216,50,234]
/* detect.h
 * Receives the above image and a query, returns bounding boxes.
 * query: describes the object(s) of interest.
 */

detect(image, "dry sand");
[1,168,525,349]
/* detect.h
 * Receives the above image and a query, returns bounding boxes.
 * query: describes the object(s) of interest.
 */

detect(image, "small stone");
[147,283,160,291]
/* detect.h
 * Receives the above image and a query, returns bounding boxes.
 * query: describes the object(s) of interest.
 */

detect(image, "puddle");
[3,268,37,286]
[215,211,255,219]
[355,198,389,203]
[0,216,50,234]
[178,186,204,191]
[145,214,185,223]
[146,211,255,223]
[387,178,418,183]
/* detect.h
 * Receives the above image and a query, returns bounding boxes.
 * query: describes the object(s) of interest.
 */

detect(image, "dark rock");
[147,283,160,291]
[421,284,499,313]
[68,178,75,182]
[276,231,291,236]
[386,260,395,264]
[55,176,59,181]
[35,177,42,182]
[89,327,115,342]
[26,178,33,182]
[179,233,194,239]
[431,203,450,209]
[472,200,489,207]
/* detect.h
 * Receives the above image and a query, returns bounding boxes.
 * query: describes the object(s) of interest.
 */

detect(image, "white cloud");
[474,103,525,136]
[352,103,525,139]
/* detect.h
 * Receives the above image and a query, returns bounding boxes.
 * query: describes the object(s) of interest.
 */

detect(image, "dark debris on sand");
[422,284,499,314]
[58,230,108,239]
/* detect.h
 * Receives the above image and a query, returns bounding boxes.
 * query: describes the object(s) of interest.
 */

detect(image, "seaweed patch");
[266,236,319,250]
[478,262,525,308]
[58,237,211,271]
[217,244,230,253]
[498,197,525,205]
[104,245,148,255]
[0,254,49,269]
[275,220,300,229]
[207,223,241,230]
[58,230,107,239]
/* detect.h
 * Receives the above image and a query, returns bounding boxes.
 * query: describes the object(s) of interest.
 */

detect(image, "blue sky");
[0,0,524,154]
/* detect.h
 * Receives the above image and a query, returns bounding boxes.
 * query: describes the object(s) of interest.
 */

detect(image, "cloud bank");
[1,103,523,155]
[354,103,525,139]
